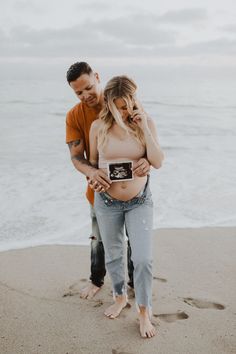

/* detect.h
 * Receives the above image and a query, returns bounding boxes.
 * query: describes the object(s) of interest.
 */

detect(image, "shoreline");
[0,227,235,354]
[1,226,235,253]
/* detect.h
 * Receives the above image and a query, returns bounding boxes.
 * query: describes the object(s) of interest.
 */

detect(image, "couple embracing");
[66,62,164,338]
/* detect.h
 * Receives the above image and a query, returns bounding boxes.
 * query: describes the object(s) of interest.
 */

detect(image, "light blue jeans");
[94,177,153,310]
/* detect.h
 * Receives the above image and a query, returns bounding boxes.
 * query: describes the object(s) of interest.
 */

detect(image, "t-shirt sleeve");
[65,110,83,143]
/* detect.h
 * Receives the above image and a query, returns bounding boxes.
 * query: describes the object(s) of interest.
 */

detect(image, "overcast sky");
[0,0,236,77]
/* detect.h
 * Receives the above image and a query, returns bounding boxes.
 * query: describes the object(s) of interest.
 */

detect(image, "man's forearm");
[68,142,111,190]
[67,140,97,178]
[71,155,97,178]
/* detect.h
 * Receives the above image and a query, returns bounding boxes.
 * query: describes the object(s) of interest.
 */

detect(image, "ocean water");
[0,75,236,251]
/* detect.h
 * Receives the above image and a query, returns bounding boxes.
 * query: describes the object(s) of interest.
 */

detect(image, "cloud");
[91,17,176,45]
[0,25,120,57]
[3,0,46,15]
[183,38,236,55]
[0,10,235,60]
[13,0,44,12]
[158,8,208,24]
[0,17,177,58]
[220,24,236,33]
[74,0,108,11]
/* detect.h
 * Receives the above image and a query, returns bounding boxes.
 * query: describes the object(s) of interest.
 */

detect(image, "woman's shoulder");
[90,118,103,131]
[146,116,156,128]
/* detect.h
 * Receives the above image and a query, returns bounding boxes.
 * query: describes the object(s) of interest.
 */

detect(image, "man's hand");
[133,158,150,177]
[68,139,111,192]
[88,168,111,192]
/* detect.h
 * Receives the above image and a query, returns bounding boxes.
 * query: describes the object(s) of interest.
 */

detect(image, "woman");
[89,75,164,338]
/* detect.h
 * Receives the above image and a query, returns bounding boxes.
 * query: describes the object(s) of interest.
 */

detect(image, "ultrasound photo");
[107,161,133,182]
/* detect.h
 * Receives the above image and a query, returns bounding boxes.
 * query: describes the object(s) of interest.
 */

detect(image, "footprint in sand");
[63,279,90,297]
[93,300,103,308]
[80,278,87,282]
[154,311,189,323]
[62,282,80,297]
[153,276,167,283]
[183,297,225,310]
[112,350,134,354]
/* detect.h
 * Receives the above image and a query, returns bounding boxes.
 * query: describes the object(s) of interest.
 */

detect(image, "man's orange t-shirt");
[66,102,100,205]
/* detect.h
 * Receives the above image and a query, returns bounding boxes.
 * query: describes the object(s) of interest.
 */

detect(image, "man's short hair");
[66,62,93,84]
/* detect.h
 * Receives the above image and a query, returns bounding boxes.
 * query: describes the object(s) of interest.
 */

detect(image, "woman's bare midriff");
[101,168,147,201]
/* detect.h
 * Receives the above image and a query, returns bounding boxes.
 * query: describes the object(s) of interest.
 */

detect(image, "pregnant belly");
[102,170,147,201]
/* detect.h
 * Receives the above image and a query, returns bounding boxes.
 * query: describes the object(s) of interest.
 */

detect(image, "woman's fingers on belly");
[133,166,146,176]
[133,158,150,173]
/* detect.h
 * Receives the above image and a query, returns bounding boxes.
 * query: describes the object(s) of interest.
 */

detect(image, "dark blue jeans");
[89,205,134,288]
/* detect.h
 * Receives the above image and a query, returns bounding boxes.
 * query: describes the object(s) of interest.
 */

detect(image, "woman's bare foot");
[139,307,156,338]
[79,283,101,299]
[104,295,127,319]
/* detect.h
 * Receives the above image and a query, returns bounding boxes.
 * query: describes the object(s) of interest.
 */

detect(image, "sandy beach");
[0,227,235,354]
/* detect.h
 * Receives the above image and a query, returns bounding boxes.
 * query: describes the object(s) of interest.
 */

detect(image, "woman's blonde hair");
[97,75,145,150]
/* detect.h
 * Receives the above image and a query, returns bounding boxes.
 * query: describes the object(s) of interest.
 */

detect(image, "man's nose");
[82,92,89,100]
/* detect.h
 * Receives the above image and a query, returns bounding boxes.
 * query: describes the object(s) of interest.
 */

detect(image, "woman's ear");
[94,72,100,83]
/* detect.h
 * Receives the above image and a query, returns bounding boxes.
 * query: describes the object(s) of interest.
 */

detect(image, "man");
[66,62,150,299]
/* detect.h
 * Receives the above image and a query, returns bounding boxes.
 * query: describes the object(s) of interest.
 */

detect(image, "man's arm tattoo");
[68,140,95,167]
[71,155,92,167]
[68,140,81,150]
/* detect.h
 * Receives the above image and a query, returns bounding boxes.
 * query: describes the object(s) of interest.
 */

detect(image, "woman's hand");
[133,158,150,177]
[131,110,149,131]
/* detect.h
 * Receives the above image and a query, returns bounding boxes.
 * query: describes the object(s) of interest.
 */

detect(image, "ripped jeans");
[94,178,153,310]
[89,206,134,288]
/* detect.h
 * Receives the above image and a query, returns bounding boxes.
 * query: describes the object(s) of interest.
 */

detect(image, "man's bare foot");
[139,308,156,338]
[79,282,101,299]
[104,295,127,319]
